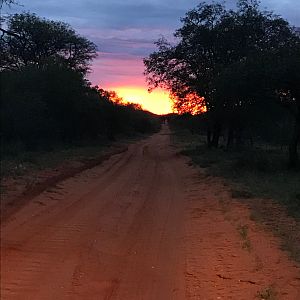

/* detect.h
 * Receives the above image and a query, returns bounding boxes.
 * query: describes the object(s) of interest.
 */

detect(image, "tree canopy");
[0,13,97,74]
[144,0,297,113]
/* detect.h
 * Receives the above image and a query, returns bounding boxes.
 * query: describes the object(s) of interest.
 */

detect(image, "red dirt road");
[1,125,300,299]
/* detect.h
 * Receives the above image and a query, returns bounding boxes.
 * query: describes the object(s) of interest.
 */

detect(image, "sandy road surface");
[1,125,300,299]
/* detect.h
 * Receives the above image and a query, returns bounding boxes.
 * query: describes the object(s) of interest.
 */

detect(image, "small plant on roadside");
[219,198,231,214]
[237,224,252,251]
[256,286,277,300]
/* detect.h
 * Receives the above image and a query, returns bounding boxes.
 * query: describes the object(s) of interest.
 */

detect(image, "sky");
[2,0,300,114]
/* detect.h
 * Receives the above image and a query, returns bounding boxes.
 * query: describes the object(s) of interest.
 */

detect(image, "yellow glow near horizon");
[110,86,173,115]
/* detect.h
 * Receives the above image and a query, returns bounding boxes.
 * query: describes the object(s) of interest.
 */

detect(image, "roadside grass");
[1,134,148,180]
[173,129,300,219]
[1,141,112,181]
[0,133,150,199]
[172,128,300,261]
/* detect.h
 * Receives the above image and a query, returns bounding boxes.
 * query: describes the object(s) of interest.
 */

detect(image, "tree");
[144,0,299,158]
[144,2,239,146]
[270,43,300,167]
[0,13,97,73]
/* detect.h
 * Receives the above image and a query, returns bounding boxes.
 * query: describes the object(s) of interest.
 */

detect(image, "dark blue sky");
[3,0,300,89]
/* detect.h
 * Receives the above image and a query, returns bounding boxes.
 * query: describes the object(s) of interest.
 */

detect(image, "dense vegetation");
[1,12,160,156]
[144,0,300,168]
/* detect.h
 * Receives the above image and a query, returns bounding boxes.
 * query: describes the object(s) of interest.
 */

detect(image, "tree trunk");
[226,126,234,149]
[288,111,300,168]
[207,128,212,147]
[211,122,221,148]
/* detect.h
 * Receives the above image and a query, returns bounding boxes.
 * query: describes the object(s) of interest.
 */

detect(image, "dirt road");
[1,125,299,299]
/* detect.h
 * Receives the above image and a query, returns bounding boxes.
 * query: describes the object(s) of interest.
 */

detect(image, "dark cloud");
[3,0,200,29]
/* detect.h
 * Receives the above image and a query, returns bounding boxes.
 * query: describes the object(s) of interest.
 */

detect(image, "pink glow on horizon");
[89,52,146,87]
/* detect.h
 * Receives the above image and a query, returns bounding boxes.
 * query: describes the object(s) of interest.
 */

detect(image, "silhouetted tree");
[0,13,97,73]
[1,63,160,151]
[269,43,300,167]
[144,0,299,164]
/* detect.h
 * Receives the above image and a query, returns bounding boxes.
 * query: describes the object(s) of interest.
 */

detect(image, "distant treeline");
[0,13,160,154]
[144,0,300,167]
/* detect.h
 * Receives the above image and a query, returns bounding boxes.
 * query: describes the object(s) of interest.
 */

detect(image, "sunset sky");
[3,0,300,114]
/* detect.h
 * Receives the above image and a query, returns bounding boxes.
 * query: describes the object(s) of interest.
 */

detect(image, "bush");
[1,64,161,154]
